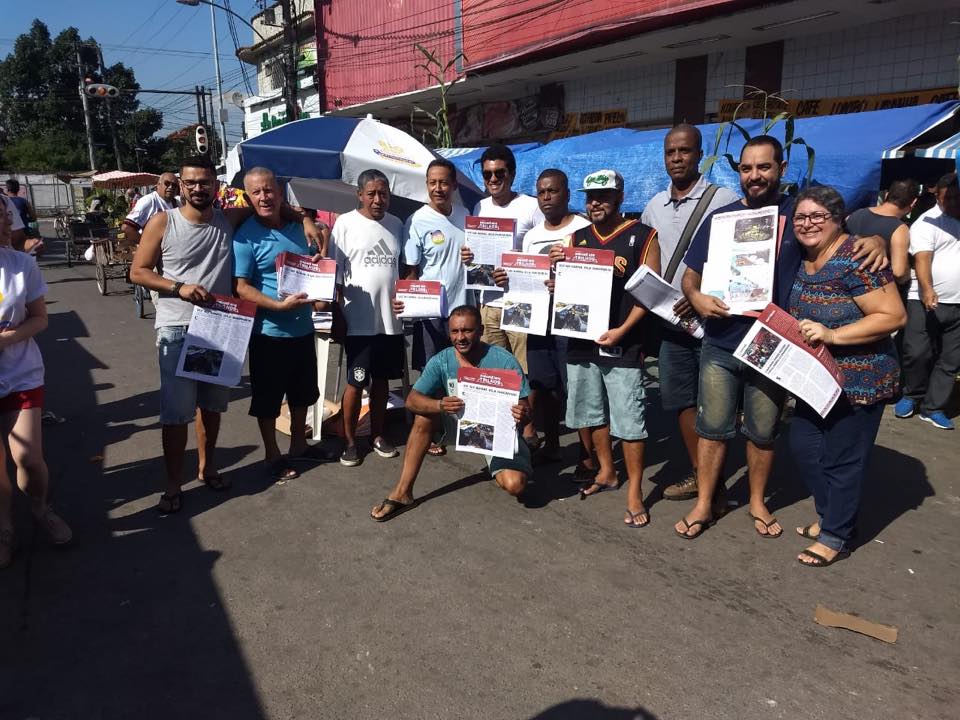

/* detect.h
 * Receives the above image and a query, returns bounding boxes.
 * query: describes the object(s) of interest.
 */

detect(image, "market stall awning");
[91,171,160,190]
[916,130,960,159]
[881,103,959,159]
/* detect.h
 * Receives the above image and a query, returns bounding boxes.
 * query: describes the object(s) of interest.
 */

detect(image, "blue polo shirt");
[233,218,314,338]
[683,196,800,350]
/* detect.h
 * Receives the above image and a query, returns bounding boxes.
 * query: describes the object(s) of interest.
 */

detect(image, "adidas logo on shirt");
[362,238,398,267]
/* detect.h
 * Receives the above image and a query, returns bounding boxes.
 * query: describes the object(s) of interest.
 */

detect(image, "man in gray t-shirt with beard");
[131,156,323,514]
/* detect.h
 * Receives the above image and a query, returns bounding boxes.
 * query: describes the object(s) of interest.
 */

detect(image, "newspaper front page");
[701,205,779,315]
[498,252,551,336]
[733,303,844,417]
[276,252,337,301]
[175,294,256,387]
[395,279,447,319]
[625,264,704,339]
[550,247,614,340]
[463,216,516,292]
[454,367,522,460]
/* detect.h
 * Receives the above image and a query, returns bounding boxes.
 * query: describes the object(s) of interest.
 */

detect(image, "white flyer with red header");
[463,216,516,292]
[176,294,256,387]
[733,303,844,418]
[498,251,551,336]
[550,246,614,340]
[276,251,337,301]
[395,279,447,319]
[455,367,522,460]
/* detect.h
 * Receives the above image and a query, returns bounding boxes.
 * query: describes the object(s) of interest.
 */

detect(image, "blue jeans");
[789,398,884,552]
[696,341,784,445]
[658,329,701,411]
[156,326,231,425]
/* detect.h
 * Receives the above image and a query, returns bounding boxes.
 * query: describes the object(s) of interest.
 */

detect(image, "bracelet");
[173,281,185,298]
[438,399,443,414]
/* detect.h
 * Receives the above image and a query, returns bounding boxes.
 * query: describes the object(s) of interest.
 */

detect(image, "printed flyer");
[550,246,614,340]
[498,252,551,336]
[395,279,447,319]
[463,216,516,292]
[276,252,337,301]
[455,367,522,460]
[176,294,256,387]
[625,264,704,339]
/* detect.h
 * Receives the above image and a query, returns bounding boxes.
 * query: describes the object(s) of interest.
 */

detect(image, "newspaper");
[175,294,256,387]
[395,279,447,319]
[701,205,779,315]
[463,216,516,292]
[454,367,522,460]
[498,252,551,336]
[733,303,844,418]
[550,246,614,340]
[625,264,704,339]
[312,311,333,333]
[276,251,337,301]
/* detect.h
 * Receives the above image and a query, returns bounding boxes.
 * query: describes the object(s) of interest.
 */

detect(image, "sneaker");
[663,472,698,500]
[0,529,15,569]
[894,397,916,419]
[920,411,954,430]
[34,507,72,545]
[339,445,361,467]
[371,437,399,459]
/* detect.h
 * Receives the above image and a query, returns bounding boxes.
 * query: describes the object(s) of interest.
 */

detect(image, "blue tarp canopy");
[445,102,960,214]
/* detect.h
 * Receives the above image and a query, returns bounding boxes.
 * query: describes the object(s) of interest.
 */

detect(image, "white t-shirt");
[330,209,403,336]
[472,193,544,305]
[907,206,960,304]
[125,190,178,229]
[2,196,25,233]
[0,248,46,395]
[522,214,592,255]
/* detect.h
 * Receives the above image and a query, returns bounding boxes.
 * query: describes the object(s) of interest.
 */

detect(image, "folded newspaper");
[175,294,256,387]
[454,367,521,460]
[275,251,337,301]
[733,303,844,417]
[311,311,333,333]
[395,279,448,319]
[625,264,704,339]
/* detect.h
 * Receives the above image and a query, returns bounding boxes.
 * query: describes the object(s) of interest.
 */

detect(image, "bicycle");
[133,282,148,319]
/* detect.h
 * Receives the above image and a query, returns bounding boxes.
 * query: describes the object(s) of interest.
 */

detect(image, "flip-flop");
[675,516,712,539]
[750,514,783,538]
[797,548,848,567]
[371,498,418,523]
[157,492,182,515]
[266,458,300,481]
[198,473,231,491]
[796,524,820,539]
[426,444,446,457]
[624,508,650,529]
[579,481,620,500]
[573,462,597,481]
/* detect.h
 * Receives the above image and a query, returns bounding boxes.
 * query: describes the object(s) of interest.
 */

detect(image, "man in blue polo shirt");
[675,136,887,540]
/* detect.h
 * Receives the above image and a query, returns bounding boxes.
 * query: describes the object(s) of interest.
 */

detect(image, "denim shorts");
[658,329,701,411]
[565,362,647,441]
[157,326,231,425]
[696,341,784,445]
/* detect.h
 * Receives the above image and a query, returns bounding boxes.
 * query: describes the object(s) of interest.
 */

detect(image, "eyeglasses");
[793,212,833,225]
[181,179,213,189]
[482,168,508,181]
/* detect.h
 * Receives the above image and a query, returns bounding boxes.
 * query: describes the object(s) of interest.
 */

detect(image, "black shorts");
[248,333,320,418]
[411,318,450,372]
[344,334,404,388]
[526,334,567,392]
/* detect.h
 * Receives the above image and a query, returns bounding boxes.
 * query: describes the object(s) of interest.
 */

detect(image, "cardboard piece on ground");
[814,605,898,644]
[275,401,319,438]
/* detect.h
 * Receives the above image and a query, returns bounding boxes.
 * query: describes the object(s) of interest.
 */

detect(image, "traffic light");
[195,125,209,155]
[84,83,119,99]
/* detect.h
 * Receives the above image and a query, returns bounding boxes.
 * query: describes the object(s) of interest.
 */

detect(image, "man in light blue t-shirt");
[233,167,335,482]
[370,304,532,522]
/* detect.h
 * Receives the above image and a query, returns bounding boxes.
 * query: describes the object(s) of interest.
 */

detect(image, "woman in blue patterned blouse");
[789,186,906,567]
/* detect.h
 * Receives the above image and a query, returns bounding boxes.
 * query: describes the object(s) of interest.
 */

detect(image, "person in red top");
[549,169,661,528]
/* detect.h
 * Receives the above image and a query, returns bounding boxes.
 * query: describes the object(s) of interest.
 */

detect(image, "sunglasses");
[482,168,508,181]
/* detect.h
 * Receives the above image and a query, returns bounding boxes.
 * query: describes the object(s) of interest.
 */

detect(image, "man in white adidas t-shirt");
[330,169,405,466]
[470,144,543,376]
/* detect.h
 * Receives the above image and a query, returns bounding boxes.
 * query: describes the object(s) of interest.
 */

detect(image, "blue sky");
[1,0,262,146]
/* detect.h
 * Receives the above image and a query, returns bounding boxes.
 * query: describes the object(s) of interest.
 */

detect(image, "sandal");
[571,462,597,483]
[579,480,620,500]
[796,523,820,539]
[675,516,712,540]
[750,513,783,538]
[798,548,848,567]
[198,473,231,491]
[157,492,182,515]
[266,458,300,481]
[371,498,418,523]
[426,443,447,457]
[624,508,650,529]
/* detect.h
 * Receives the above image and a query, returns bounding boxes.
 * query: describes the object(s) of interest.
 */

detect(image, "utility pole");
[96,44,124,170]
[280,0,299,122]
[209,3,229,165]
[75,44,97,171]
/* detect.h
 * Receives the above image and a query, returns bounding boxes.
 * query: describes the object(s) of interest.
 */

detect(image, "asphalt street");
[1,230,958,720]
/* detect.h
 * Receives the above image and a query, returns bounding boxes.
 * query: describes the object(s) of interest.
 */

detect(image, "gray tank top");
[845,208,904,245]
[154,208,235,328]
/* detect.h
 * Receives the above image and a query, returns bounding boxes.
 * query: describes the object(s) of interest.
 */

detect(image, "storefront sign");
[718,87,957,121]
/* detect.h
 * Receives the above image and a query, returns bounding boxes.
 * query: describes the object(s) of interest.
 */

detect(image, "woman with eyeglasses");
[788,185,905,567]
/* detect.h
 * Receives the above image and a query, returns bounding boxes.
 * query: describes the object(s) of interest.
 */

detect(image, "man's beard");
[742,180,781,208]
[187,195,214,210]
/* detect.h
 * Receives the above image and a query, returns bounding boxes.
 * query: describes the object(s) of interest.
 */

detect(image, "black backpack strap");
[663,183,720,284]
